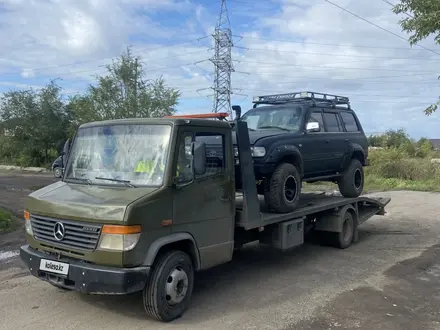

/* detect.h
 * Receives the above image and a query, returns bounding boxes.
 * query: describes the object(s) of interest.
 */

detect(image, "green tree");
[392,0,440,115]
[69,46,181,131]
[0,80,69,166]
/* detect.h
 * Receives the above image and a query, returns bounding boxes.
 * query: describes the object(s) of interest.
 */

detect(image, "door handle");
[344,138,348,142]
[221,196,231,202]
[325,139,330,143]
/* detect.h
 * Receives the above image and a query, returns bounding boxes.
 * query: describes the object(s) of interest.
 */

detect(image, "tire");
[331,211,355,249]
[264,163,301,213]
[338,159,364,198]
[53,167,62,178]
[143,250,194,322]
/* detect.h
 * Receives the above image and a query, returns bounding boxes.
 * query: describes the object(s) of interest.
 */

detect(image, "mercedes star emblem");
[53,222,66,241]
[208,150,216,157]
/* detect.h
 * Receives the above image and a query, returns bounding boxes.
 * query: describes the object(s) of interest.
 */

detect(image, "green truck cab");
[19,115,390,322]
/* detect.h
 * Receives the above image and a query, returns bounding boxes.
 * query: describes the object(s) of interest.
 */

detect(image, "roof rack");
[163,112,229,120]
[252,91,350,109]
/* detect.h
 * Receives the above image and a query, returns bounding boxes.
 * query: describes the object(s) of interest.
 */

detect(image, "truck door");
[172,127,235,269]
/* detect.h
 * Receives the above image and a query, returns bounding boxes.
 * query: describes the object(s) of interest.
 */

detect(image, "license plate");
[39,259,69,276]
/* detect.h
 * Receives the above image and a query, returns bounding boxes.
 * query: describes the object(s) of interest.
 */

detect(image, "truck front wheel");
[264,163,301,213]
[143,250,194,322]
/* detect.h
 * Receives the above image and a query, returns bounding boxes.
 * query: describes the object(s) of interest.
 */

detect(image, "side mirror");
[306,121,320,133]
[232,105,241,120]
[61,138,71,174]
[192,141,206,175]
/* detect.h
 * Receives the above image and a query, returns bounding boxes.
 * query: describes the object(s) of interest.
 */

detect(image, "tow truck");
[19,111,390,322]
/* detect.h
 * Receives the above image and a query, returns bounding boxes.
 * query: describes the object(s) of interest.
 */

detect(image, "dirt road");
[0,175,439,329]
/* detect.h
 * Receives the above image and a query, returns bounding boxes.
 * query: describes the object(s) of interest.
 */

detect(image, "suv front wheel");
[338,158,364,198]
[264,163,301,213]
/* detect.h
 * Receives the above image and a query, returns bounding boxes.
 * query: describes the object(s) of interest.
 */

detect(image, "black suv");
[231,91,369,213]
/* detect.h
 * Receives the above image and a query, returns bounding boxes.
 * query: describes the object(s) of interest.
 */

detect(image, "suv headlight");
[97,225,142,251]
[251,146,266,157]
[233,146,266,158]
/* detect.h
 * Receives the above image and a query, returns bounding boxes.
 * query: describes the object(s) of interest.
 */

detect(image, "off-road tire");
[143,250,194,322]
[338,158,364,198]
[264,163,301,213]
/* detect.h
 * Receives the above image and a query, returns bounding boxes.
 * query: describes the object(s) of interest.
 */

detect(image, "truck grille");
[30,214,102,251]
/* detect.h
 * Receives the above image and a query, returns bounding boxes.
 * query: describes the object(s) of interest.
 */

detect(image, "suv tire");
[53,166,62,178]
[338,158,364,198]
[264,163,301,213]
[143,250,194,322]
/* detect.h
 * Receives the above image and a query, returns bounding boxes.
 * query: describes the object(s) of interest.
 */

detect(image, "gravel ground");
[0,173,439,329]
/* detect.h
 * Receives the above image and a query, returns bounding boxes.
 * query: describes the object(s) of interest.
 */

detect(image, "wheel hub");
[284,175,298,203]
[165,267,189,306]
[353,168,362,189]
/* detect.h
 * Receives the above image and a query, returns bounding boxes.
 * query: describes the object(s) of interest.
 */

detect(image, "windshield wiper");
[257,125,290,132]
[65,177,92,185]
[95,177,136,188]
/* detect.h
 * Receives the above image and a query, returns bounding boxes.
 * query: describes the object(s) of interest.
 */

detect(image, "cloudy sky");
[1,0,439,138]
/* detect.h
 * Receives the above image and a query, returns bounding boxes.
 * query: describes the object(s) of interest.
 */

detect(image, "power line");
[381,0,415,18]
[235,46,440,61]
[234,34,435,52]
[323,0,440,56]
[1,35,211,77]
[233,59,434,73]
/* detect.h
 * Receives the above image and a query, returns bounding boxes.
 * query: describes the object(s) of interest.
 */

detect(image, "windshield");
[239,105,304,132]
[64,124,172,187]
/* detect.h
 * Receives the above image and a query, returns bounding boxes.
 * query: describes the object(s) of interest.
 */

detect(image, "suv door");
[339,110,368,157]
[301,108,332,176]
[321,109,346,172]
[172,126,235,269]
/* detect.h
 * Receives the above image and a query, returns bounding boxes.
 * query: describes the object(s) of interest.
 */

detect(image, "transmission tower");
[210,0,234,116]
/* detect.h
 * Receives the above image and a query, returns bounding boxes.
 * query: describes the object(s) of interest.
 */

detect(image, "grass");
[304,148,440,193]
[0,207,19,233]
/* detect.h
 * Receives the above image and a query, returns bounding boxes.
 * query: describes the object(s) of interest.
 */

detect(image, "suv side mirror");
[232,105,241,120]
[192,141,206,175]
[306,121,320,133]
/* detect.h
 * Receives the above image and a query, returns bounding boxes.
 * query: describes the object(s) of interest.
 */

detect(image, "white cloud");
[0,0,439,138]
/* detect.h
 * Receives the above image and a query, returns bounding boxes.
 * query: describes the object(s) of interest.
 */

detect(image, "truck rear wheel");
[143,250,194,322]
[264,163,301,213]
[338,158,364,198]
[320,211,355,249]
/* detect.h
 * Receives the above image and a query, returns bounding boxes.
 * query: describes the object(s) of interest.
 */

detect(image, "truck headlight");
[24,210,33,235]
[251,146,266,157]
[97,225,142,251]
[233,147,239,157]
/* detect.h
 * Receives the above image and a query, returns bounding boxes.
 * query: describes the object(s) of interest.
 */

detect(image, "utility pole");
[210,0,234,117]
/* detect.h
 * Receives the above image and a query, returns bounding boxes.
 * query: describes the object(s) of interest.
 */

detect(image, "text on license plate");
[39,259,69,275]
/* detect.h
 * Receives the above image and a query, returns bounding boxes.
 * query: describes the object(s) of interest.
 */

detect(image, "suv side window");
[340,111,360,132]
[323,112,343,132]
[309,111,324,132]
[195,132,225,179]
[176,133,194,184]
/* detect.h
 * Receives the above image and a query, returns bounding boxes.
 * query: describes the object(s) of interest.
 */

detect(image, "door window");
[309,111,324,132]
[340,111,360,132]
[195,132,225,179]
[323,112,343,132]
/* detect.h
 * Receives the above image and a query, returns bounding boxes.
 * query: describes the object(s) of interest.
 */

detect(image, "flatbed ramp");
[235,192,391,230]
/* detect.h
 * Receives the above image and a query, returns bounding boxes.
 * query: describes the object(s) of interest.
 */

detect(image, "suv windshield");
[64,124,172,187]
[239,105,305,132]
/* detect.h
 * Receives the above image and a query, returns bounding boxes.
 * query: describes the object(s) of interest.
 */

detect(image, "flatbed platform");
[235,192,391,230]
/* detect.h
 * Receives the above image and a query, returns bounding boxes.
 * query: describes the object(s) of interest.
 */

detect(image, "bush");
[0,208,15,233]
[367,147,440,181]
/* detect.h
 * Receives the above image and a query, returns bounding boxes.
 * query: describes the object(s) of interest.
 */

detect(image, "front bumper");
[20,245,150,295]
